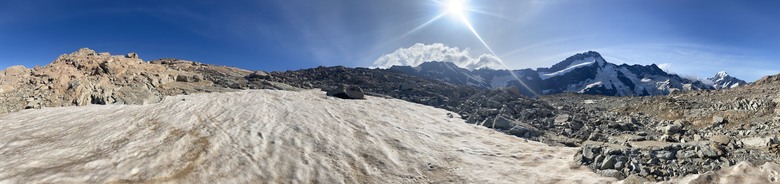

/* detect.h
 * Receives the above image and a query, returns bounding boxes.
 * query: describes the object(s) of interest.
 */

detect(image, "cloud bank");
[372,43,503,70]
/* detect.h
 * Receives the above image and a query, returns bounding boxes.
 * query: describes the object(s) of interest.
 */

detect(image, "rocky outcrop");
[0,48,288,114]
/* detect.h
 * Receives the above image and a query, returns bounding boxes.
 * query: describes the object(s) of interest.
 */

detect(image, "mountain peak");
[540,51,605,73]
[707,71,746,89]
[715,71,730,78]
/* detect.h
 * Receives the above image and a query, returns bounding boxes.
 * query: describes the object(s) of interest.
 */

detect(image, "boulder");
[710,135,731,145]
[326,85,365,99]
[660,124,682,135]
[741,137,777,148]
[600,155,617,169]
[175,74,203,82]
[491,116,514,130]
[247,71,270,79]
[711,116,726,126]
[125,52,139,58]
[554,114,570,126]
[697,143,723,158]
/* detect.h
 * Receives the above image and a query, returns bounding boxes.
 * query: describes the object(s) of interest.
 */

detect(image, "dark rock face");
[326,85,365,99]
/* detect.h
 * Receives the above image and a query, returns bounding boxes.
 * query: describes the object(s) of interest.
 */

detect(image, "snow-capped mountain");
[387,51,715,97]
[706,71,747,89]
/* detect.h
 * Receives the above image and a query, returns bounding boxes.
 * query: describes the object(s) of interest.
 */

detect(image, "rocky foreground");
[3,48,780,182]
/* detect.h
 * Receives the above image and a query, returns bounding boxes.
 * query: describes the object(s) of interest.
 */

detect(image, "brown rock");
[0,48,292,114]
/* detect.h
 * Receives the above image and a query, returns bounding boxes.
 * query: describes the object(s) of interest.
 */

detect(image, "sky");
[1,0,779,81]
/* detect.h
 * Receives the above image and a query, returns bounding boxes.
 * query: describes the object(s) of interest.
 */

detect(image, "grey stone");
[661,124,683,135]
[614,161,625,170]
[326,85,365,99]
[600,155,617,169]
[677,150,697,158]
[554,114,570,126]
[741,136,777,148]
[594,155,605,165]
[490,116,514,130]
[582,146,600,160]
[697,144,723,158]
[247,71,270,79]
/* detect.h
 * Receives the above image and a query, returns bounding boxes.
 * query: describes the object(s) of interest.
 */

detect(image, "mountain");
[387,51,714,97]
[707,71,748,89]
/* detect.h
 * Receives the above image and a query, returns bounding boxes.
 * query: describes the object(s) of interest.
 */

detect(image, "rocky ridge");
[0,48,291,114]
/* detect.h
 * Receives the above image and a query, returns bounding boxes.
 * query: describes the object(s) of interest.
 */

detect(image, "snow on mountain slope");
[706,71,747,89]
[539,61,597,80]
[0,89,615,183]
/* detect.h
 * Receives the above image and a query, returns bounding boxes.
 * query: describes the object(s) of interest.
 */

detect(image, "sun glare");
[400,0,539,96]
[445,0,467,17]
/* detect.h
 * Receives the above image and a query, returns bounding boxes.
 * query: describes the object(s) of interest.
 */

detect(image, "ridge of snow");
[539,60,596,80]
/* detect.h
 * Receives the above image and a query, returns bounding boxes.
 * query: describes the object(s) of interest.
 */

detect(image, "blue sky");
[1,0,778,81]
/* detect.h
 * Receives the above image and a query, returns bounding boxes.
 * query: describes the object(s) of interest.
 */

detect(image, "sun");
[445,0,468,18]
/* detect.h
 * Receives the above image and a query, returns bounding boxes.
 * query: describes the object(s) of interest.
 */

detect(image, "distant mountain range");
[387,51,744,97]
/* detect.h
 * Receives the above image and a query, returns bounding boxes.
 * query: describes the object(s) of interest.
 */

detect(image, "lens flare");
[441,0,539,96]
[399,0,539,96]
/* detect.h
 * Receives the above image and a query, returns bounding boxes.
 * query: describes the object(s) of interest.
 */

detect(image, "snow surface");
[0,89,616,183]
